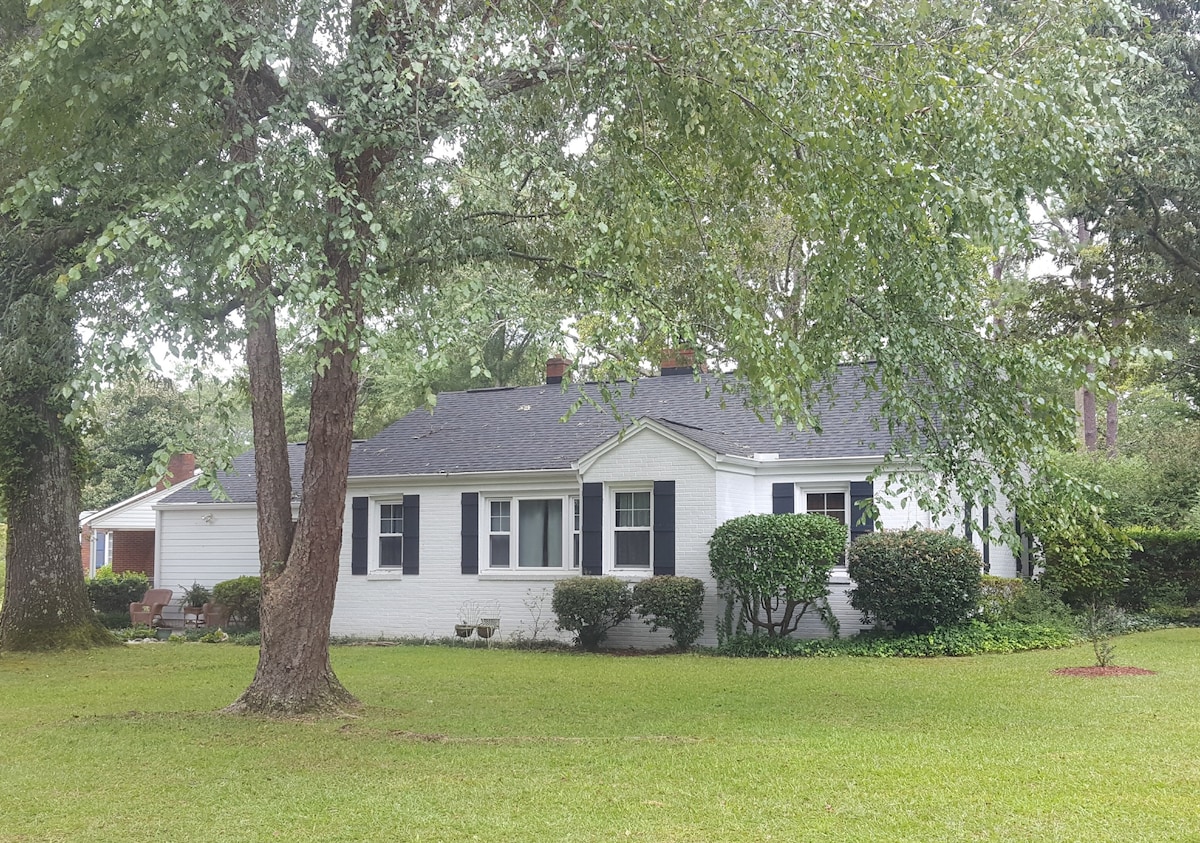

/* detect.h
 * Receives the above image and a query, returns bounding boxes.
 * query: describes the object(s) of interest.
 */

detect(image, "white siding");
[332,474,583,644]
[582,428,717,649]
[88,486,179,531]
[156,506,260,590]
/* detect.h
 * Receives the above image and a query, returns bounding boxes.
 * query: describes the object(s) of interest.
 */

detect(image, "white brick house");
[154,363,1019,647]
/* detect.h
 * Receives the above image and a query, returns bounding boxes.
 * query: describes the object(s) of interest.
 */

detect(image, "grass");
[2,630,1199,842]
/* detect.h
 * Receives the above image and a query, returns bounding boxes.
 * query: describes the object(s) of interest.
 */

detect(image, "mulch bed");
[1052,666,1156,677]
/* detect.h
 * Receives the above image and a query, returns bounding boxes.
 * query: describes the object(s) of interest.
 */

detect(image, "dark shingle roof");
[160,443,307,505]
[160,366,892,504]
[349,366,890,478]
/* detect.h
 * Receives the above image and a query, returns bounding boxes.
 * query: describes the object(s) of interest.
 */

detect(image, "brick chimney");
[545,357,572,385]
[660,349,702,376]
[156,453,197,491]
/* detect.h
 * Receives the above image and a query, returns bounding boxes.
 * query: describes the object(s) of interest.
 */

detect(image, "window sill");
[478,569,580,581]
[604,569,655,581]
[366,568,404,581]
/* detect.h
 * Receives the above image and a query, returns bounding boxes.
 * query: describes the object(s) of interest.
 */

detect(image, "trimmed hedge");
[717,621,1079,658]
[848,530,982,633]
[86,570,150,614]
[551,577,633,651]
[1120,527,1200,609]
[633,576,706,649]
[211,576,261,630]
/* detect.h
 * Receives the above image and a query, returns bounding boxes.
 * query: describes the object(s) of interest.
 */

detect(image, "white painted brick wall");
[159,443,1024,647]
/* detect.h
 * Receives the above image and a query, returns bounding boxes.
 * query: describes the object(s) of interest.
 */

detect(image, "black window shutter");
[461,493,479,575]
[981,504,990,573]
[402,495,420,575]
[963,500,973,542]
[652,480,676,576]
[849,481,874,542]
[581,482,603,576]
[351,496,368,575]
[772,482,794,514]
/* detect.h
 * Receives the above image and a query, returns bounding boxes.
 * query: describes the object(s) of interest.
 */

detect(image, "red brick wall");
[80,524,93,575]
[111,530,155,578]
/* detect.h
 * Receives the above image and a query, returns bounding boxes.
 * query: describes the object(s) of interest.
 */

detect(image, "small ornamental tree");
[551,577,633,651]
[632,576,706,650]
[848,530,982,633]
[708,514,846,638]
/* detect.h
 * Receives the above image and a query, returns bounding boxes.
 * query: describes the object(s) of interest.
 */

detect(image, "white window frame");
[481,495,573,574]
[609,486,653,574]
[364,498,407,578]
[570,495,581,569]
[798,483,851,572]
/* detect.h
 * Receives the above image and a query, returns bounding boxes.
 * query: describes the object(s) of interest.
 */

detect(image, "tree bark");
[227,154,372,715]
[1080,376,1098,451]
[1105,396,1118,457]
[0,399,111,650]
[0,231,113,650]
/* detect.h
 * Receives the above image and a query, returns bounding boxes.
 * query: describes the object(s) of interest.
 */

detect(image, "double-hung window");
[614,490,652,568]
[379,501,404,567]
[805,492,847,526]
[488,497,566,569]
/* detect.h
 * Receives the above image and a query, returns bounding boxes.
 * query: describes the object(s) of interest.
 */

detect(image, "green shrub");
[1119,527,1200,609]
[94,610,133,629]
[1034,510,1132,607]
[231,630,262,646]
[709,513,846,638]
[86,569,150,614]
[717,621,1078,658]
[848,530,982,633]
[551,577,633,651]
[632,576,706,649]
[113,625,157,641]
[1005,579,1075,627]
[978,575,1026,623]
[211,576,262,630]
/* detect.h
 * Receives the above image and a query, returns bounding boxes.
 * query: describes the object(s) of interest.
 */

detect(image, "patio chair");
[129,588,173,627]
[201,602,231,630]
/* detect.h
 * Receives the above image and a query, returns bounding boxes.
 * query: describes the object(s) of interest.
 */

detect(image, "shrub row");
[717,620,1079,658]
[1119,527,1200,609]
[551,575,706,651]
[85,571,262,630]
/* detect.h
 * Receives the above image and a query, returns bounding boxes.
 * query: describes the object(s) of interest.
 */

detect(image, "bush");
[848,530,982,633]
[632,576,706,649]
[211,576,262,630]
[717,620,1078,658]
[709,513,846,638]
[1033,507,1132,607]
[978,575,1026,623]
[1119,527,1200,610]
[1005,579,1075,628]
[551,577,633,651]
[86,569,150,614]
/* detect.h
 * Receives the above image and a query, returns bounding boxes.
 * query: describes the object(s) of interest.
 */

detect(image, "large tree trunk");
[227,155,371,715]
[0,401,111,650]
[0,231,112,650]
[227,270,362,715]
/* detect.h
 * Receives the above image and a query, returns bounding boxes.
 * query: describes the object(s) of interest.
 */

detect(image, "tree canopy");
[0,0,1139,701]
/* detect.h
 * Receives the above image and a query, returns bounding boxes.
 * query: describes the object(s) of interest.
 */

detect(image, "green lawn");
[2,630,1199,842]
